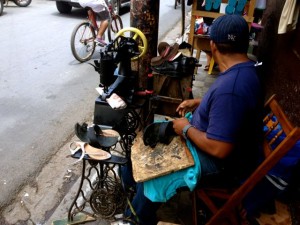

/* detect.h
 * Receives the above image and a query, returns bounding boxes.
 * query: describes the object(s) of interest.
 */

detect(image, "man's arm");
[186,126,233,159]
[172,117,234,159]
[176,99,201,117]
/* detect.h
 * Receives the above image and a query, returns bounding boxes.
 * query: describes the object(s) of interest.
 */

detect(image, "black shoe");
[151,54,198,77]
[143,121,176,148]
[179,41,192,50]
[75,123,119,148]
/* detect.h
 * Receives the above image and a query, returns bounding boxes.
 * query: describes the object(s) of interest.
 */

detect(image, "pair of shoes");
[69,141,111,164]
[150,42,179,66]
[225,0,247,14]
[151,53,199,77]
[94,37,107,46]
[205,0,221,11]
[75,123,120,148]
[143,121,176,148]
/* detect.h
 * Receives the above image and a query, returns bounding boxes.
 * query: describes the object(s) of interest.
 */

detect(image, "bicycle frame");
[87,3,120,34]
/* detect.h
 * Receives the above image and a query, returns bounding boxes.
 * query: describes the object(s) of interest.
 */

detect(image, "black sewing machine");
[92,35,140,126]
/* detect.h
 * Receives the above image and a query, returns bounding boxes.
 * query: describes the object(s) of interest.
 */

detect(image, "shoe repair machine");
[91,27,148,128]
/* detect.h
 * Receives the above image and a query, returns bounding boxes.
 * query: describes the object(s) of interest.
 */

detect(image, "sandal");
[69,141,111,163]
[151,43,179,66]
[204,65,209,71]
[143,121,176,148]
[75,123,120,148]
[204,0,213,11]
[225,0,237,14]
[234,0,247,15]
[212,0,221,10]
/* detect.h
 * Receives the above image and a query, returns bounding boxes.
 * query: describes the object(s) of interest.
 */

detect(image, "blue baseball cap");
[210,15,249,48]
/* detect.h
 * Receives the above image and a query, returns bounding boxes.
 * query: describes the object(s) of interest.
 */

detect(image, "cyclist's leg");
[87,9,98,29]
[96,9,110,39]
[97,20,109,38]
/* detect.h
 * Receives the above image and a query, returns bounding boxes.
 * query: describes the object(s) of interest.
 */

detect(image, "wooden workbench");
[131,132,194,182]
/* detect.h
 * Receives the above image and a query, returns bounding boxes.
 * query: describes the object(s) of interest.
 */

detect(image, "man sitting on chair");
[122,14,263,225]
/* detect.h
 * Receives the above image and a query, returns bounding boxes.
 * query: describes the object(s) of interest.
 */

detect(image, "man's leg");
[97,19,109,39]
[94,8,109,45]
[121,163,161,225]
[126,182,161,225]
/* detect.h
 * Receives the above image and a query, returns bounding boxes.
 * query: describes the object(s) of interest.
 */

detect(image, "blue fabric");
[244,116,300,217]
[264,117,300,180]
[143,112,201,202]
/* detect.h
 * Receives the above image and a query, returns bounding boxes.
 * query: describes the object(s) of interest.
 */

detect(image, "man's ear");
[210,40,217,52]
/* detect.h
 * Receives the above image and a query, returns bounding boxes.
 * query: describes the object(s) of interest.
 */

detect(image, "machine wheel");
[115,27,148,61]
[90,188,117,218]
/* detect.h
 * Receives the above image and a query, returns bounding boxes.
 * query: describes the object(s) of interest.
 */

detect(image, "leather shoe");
[151,42,179,66]
[151,54,198,77]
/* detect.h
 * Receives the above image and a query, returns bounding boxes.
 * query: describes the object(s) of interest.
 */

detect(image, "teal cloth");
[143,112,201,202]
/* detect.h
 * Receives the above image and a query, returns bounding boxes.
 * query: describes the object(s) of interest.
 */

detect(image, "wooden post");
[130,0,160,90]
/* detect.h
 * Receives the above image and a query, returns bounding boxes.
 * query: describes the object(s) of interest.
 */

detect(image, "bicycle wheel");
[71,21,96,63]
[0,0,3,16]
[107,14,123,42]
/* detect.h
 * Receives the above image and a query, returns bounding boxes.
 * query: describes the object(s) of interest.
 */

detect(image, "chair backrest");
[206,94,300,225]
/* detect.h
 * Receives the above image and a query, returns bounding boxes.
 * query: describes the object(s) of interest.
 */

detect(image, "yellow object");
[208,57,214,75]
[116,27,148,61]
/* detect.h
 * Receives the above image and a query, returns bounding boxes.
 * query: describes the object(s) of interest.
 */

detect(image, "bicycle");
[70,0,123,63]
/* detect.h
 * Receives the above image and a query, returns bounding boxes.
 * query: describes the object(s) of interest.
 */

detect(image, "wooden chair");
[192,94,300,225]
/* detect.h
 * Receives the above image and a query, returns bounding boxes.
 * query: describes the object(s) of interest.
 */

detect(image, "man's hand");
[176,99,201,117]
[172,117,190,136]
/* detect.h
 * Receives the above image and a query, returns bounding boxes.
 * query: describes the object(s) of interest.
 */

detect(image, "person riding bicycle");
[79,0,110,46]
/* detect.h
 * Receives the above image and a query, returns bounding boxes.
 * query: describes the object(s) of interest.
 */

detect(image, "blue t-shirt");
[191,61,263,178]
